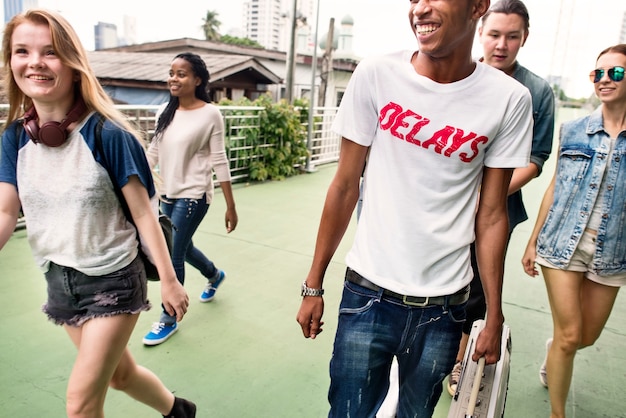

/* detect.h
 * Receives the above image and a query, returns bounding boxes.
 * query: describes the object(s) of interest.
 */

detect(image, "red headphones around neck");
[23,97,88,147]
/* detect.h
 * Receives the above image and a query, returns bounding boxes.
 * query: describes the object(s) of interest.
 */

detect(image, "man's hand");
[472,321,503,365]
[296,296,325,339]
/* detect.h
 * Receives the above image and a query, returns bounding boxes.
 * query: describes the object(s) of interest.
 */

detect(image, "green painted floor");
[2,108,625,417]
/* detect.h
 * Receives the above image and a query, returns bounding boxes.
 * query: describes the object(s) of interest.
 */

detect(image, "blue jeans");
[159,194,218,323]
[328,280,466,418]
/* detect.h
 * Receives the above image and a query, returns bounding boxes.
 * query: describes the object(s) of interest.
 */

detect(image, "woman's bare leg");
[542,267,584,418]
[542,268,620,418]
[579,279,619,347]
[64,314,174,417]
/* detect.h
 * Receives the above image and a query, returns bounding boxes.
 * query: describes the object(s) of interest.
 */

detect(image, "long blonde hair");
[2,8,140,139]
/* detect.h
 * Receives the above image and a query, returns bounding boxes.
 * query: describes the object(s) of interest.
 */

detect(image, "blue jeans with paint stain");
[159,194,218,324]
[328,279,466,418]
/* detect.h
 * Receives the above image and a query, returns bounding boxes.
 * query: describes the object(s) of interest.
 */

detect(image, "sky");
[7,0,626,98]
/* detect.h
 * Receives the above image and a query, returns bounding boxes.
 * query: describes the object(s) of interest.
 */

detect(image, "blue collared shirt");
[508,62,555,231]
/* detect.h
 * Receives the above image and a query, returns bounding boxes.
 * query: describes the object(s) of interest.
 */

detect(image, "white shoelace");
[150,322,165,333]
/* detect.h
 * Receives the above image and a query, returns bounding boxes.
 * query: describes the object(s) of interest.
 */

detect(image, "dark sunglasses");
[589,66,625,83]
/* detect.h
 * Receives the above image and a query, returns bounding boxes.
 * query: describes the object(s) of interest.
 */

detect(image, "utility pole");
[318,17,334,108]
[285,0,298,103]
[305,0,321,172]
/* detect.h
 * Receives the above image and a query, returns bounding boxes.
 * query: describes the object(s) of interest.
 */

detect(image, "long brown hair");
[596,44,626,61]
[2,8,139,138]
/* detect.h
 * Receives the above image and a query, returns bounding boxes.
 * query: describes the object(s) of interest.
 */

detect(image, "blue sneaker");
[142,322,178,346]
[199,270,226,302]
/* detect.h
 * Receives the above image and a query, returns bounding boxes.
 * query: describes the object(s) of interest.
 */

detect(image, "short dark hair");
[482,0,530,32]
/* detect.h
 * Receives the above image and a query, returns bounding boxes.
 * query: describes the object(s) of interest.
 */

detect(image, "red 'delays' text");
[379,101,488,163]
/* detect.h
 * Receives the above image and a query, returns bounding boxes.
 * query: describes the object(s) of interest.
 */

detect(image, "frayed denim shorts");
[43,256,152,327]
[536,229,626,287]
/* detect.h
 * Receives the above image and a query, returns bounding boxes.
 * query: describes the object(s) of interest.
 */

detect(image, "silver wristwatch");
[301,281,324,297]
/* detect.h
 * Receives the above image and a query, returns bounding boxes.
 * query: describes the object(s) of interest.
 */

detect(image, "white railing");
[304,107,342,167]
[0,104,340,183]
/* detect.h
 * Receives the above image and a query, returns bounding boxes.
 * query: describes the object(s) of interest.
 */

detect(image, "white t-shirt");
[334,50,533,297]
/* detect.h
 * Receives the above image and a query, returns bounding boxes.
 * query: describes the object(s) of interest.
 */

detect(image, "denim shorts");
[536,229,626,287]
[43,256,151,326]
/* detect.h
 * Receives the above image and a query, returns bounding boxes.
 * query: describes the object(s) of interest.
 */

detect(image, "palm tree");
[202,10,221,41]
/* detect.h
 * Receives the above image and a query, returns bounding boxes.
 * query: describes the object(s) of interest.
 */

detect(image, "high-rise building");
[94,16,136,50]
[243,0,283,51]
[294,0,315,51]
[242,1,345,54]
[4,0,38,23]
[619,10,626,44]
[122,15,137,46]
[297,0,314,25]
[94,22,118,50]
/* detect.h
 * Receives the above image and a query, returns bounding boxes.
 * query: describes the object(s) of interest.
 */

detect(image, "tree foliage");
[202,10,221,41]
[219,34,264,49]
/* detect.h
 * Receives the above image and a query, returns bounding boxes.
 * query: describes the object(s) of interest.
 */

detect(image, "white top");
[147,103,231,203]
[587,136,616,231]
[334,50,533,296]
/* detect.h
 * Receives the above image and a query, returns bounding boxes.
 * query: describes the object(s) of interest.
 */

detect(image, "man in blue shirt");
[447,0,555,396]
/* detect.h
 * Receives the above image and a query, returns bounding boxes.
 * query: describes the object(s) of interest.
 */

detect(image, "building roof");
[103,37,359,72]
[87,50,283,90]
[104,38,291,62]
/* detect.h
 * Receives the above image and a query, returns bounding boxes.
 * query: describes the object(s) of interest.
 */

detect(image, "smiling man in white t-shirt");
[296,1,533,416]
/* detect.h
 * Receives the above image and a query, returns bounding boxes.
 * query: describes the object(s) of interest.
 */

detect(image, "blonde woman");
[523,44,626,418]
[0,9,195,417]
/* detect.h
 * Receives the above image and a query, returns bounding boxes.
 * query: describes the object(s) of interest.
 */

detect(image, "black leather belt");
[345,268,469,307]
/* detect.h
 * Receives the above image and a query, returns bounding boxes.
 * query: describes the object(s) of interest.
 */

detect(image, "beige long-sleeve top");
[147,103,231,203]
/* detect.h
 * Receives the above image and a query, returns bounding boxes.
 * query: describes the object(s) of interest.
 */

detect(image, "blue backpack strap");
[93,114,135,226]
[7,118,25,142]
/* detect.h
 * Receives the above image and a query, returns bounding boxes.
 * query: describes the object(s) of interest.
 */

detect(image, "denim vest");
[537,108,626,275]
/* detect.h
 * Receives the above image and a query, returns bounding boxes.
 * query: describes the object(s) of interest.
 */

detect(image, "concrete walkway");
[1,107,624,417]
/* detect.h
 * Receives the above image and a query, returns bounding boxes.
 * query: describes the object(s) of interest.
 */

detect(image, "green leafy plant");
[221,95,309,181]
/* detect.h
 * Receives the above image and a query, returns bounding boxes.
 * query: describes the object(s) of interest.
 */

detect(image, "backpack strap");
[7,119,25,141]
[93,114,135,226]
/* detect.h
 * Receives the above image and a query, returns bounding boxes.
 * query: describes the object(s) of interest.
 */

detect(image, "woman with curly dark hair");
[143,52,238,346]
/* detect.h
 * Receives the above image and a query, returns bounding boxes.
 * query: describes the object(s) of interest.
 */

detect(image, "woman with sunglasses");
[522,44,626,418]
